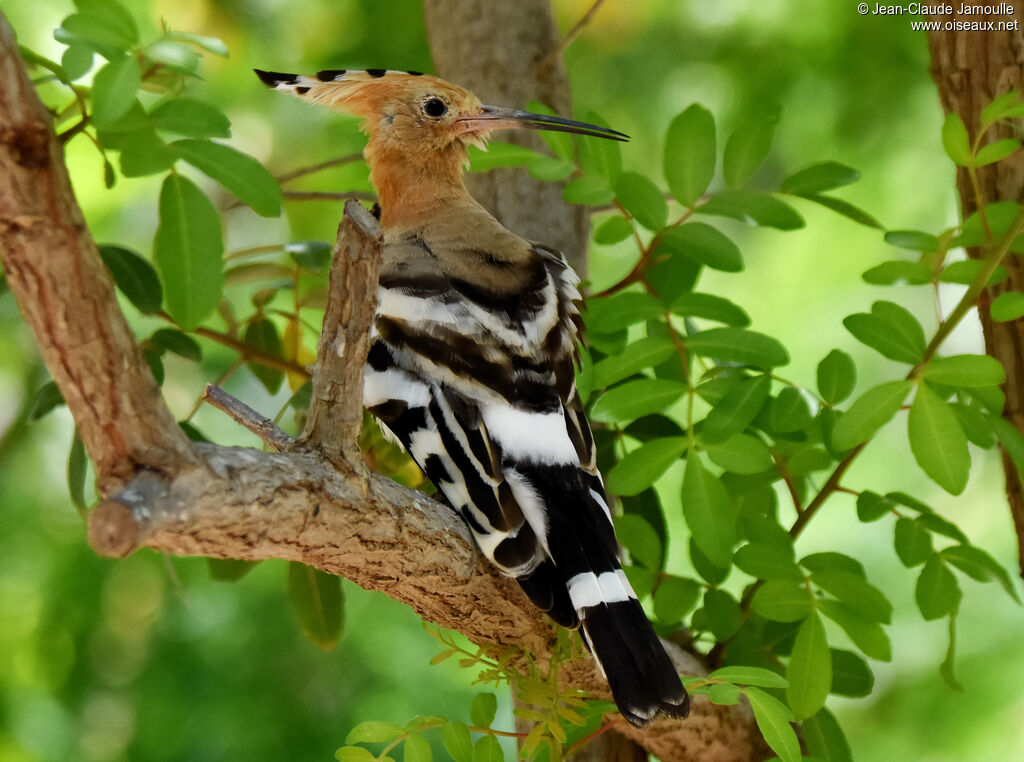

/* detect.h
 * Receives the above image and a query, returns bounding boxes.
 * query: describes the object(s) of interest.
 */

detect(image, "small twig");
[283,190,377,203]
[202,384,296,451]
[563,718,624,757]
[540,0,609,68]
[277,153,363,184]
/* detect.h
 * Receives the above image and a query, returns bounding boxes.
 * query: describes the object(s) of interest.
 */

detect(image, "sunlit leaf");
[831,380,912,450]
[172,139,282,216]
[787,612,831,721]
[908,383,970,495]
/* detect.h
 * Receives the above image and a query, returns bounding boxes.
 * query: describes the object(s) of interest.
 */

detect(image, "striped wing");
[363,234,688,725]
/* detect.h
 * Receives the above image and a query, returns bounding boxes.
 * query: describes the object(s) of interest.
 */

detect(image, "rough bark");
[0,10,769,761]
[423,0,590,272]
[0,17,198,492]
[927,10,1024,577]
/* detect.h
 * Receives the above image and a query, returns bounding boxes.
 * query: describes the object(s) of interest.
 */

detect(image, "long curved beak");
[457,105,629,142]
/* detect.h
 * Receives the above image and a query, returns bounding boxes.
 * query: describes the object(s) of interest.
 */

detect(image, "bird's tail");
[514,465,690,727]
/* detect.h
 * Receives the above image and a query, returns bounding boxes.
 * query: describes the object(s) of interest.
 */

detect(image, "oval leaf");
[288,561,344,651]
[817,349,856,405]
[589,379,688,424]
[99,244,163,314]
[154,174,224,330]
[787,612,832,721]
[922,354,1005,388]
[742,687,800,762]
[606,437,687,496]
[831,380,912,451]
[682,453,737,568]
[781,161,859,195]
[172,139,282,217]
[915,554,962,620]
[91,56,141,128]
[661,223,742,272]
[664,104,716,207]
[908,383,970,495]
[687,328,788,369]
[614,171,668,230]
[723,111,778,188]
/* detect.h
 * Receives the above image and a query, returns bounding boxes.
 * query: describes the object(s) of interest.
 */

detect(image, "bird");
[255,67,689,727]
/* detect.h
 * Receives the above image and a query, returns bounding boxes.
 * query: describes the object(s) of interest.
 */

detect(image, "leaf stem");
[562,718,624,757]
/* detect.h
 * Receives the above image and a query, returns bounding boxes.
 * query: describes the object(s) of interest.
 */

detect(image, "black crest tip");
[254,69,298,88]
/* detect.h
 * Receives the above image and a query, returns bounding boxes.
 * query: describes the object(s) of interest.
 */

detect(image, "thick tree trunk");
[423,0,590,273]
[927,11,1024,577]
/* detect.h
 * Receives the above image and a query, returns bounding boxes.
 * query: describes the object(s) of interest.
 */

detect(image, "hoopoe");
[255,67,689,726]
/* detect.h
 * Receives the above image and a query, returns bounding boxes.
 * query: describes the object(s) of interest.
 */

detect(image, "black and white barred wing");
[363,239,688,725]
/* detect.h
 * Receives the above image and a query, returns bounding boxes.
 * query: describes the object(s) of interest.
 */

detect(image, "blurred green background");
[2,1,1022,760]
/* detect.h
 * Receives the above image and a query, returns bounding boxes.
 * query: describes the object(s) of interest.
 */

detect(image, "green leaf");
[91,56,141,128]
[207,558,259,582]
[660,223,742,272]
[908,383,970,495]
[168,30,229,56]
[153,174,224,330]
[119,129,177,177]
[145,39,200,72]
[941,545,1021,603]
[697,189,804,230]
[563,175,613,206]
[941,112,972,166]
[781,161,859,195]
[586,291,663,333]
[707,683,741,705]
[589,379,688,424]
[288,562,344,651]
[751,580,813,622]
[336,746,376,762]
[862,260,933,286]
[723,111,778,188]
[607,437,687,496]
[346,721,404,745]
[62,0,138,50]
[831,380,912,450]
[991,415,1024,479]
[702,374,772,444]
[830,649,874,698]
[578,111,621,183]
[803,707,854,762]
[467,142,541,172]
[975,138,1020,167]
[149,328,202,361]
[172,139,282,217]
[811,569,892,623]
[653,576,701,623]
[593,216,634,245]
[706,433,773,475]
[528,155,576,181]
[786,612,831,721]
[742,687,800,762]
[470,692,497,728]
[244,318,285,394]
[687,328,788,369]
[690,537,730,585]
[801,194,883,228]
[771,387,812,432]
[698,588,741,640]
[981,90,1022,124]
[709,666,788,688]
[682,453,737,568]
[884,229,941,251]
[856,490,893,522]
[472,735,503,762]
[817,349,856,405]
[940,258,1008,286]
[441,722,473,762]
[614,513,663,570]
[671,292,749,326]
[843,301,925,364]
[404,733,432,762]
[818,600,891,661]
[29,381,65,421]
[664,104,716,207]
[940,613,963,692]
[591,336,675,388]
[97,245,162,314]
[800,552,865,578]
[149,98,231,138]
[915,555,962,620]
[734,543,803,581]
[62,42,93,80]
[614,172,667,230]
[991,291,1024,321]
[923,354,1005,388]
[68,430,88,510]
[894,517,933,567]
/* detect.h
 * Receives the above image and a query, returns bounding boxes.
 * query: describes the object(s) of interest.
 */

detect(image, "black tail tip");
[621,690,691,727]
[254,68,298,88]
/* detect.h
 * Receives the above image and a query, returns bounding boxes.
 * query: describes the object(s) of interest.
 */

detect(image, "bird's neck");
[366,140,474,230]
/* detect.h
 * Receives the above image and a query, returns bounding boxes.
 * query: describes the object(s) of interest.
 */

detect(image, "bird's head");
[254,68,627,158]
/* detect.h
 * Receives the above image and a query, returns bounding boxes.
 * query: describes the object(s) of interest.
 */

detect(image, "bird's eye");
[423,98,447,118]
